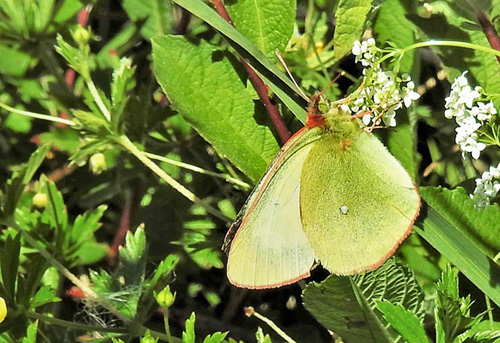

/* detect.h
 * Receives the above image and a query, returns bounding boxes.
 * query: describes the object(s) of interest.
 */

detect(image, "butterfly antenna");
[275,51,311,102]
[316,71,346,98]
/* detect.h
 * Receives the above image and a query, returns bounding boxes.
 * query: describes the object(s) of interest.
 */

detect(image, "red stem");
[209,0,291,143]
[476,9,500,65]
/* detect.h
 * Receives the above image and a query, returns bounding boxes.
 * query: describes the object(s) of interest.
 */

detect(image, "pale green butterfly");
[224,84,421,289]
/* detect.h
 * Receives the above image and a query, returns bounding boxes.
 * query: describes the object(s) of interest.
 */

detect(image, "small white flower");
[471,162,500,209]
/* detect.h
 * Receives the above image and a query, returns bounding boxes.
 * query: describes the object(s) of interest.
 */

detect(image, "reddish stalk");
[475,9,500,65]
[209,0,291,144]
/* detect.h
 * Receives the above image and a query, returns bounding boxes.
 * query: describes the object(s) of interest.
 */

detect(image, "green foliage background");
[0,0,500,342]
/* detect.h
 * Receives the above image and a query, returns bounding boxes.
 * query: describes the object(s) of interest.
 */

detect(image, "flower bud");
[33,193,48,209]
[154,285,176,309]
[89,153,107,175]
[73,26,91,46]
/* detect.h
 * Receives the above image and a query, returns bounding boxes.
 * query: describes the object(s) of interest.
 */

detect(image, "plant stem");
[0,102,76,126]
[244,307,297,343]
[116,135,230,222]
[144,152,250,189]
[377,40,500,66]
[4,218,131,325]
[86,79,111,121]
[27,311,128,333]
[163,310,175,343]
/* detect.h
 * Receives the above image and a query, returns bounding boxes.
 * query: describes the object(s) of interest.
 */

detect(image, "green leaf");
[152,35,280,181]
[411,1,500,107]
[183,312,196,343]
[29,286,59,309]
[110,58,136,130]
[70,205,107,245]
[71,110,110,132]
[202,332,228,343]
[40,175,68,250]
[2,145,50,217]
[169,0,307,123]
[333,0,374,62]
[148,254,180,289]
[52,0,84,24]
[225,0,296,60]
[255,327,272,343]
[0,45,35,76]
[0,233,21,301]
[420,187,500,256]
[463,331,500,343]
[38,128,80,154]
[303,259,423,343]
[415,206,500,308]
[435,266,481,343]
[122,0,172,39]
[373,0,417,74]
[377,301,429,343]
[119,226,147,286]
[55,34,91,79]
[21,320,38,343]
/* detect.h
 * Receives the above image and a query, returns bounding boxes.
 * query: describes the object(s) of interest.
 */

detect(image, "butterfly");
[223,74,421,289]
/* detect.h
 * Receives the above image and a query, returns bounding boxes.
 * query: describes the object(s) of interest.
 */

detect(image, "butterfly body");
[225,105,420,289]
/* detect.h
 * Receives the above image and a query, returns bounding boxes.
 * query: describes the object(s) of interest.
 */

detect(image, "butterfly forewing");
[226,128,322,289]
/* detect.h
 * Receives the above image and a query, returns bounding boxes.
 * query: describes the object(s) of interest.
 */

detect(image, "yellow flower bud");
[89,153,107,175]
[33,193,48,209]
[154,285,176,309]
[73,26,91,46]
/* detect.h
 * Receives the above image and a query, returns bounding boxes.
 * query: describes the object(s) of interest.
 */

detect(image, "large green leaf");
[225,0,296,60]
[333,0,374,62]
[152,35,280,180]
[169,0,308,123]
[373,0,417,74]
[303,259,423,343]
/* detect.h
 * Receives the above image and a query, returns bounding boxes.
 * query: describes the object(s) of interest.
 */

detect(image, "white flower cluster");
[345,39,420,128]
[444,71,496,159]
[471,163,500,209]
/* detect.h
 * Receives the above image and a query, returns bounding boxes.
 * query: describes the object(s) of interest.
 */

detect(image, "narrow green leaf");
[420,186,500,256]
[415,206,500,307]
[3,145,50,217]
[0,233,21,301]
[225,0,296,60]
[377,301,429,343]
[333,0,374,62]
[40,175,68,249]
[152,35,280,180]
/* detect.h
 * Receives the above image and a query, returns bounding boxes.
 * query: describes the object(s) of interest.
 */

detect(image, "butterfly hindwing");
[300,129,420,275]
